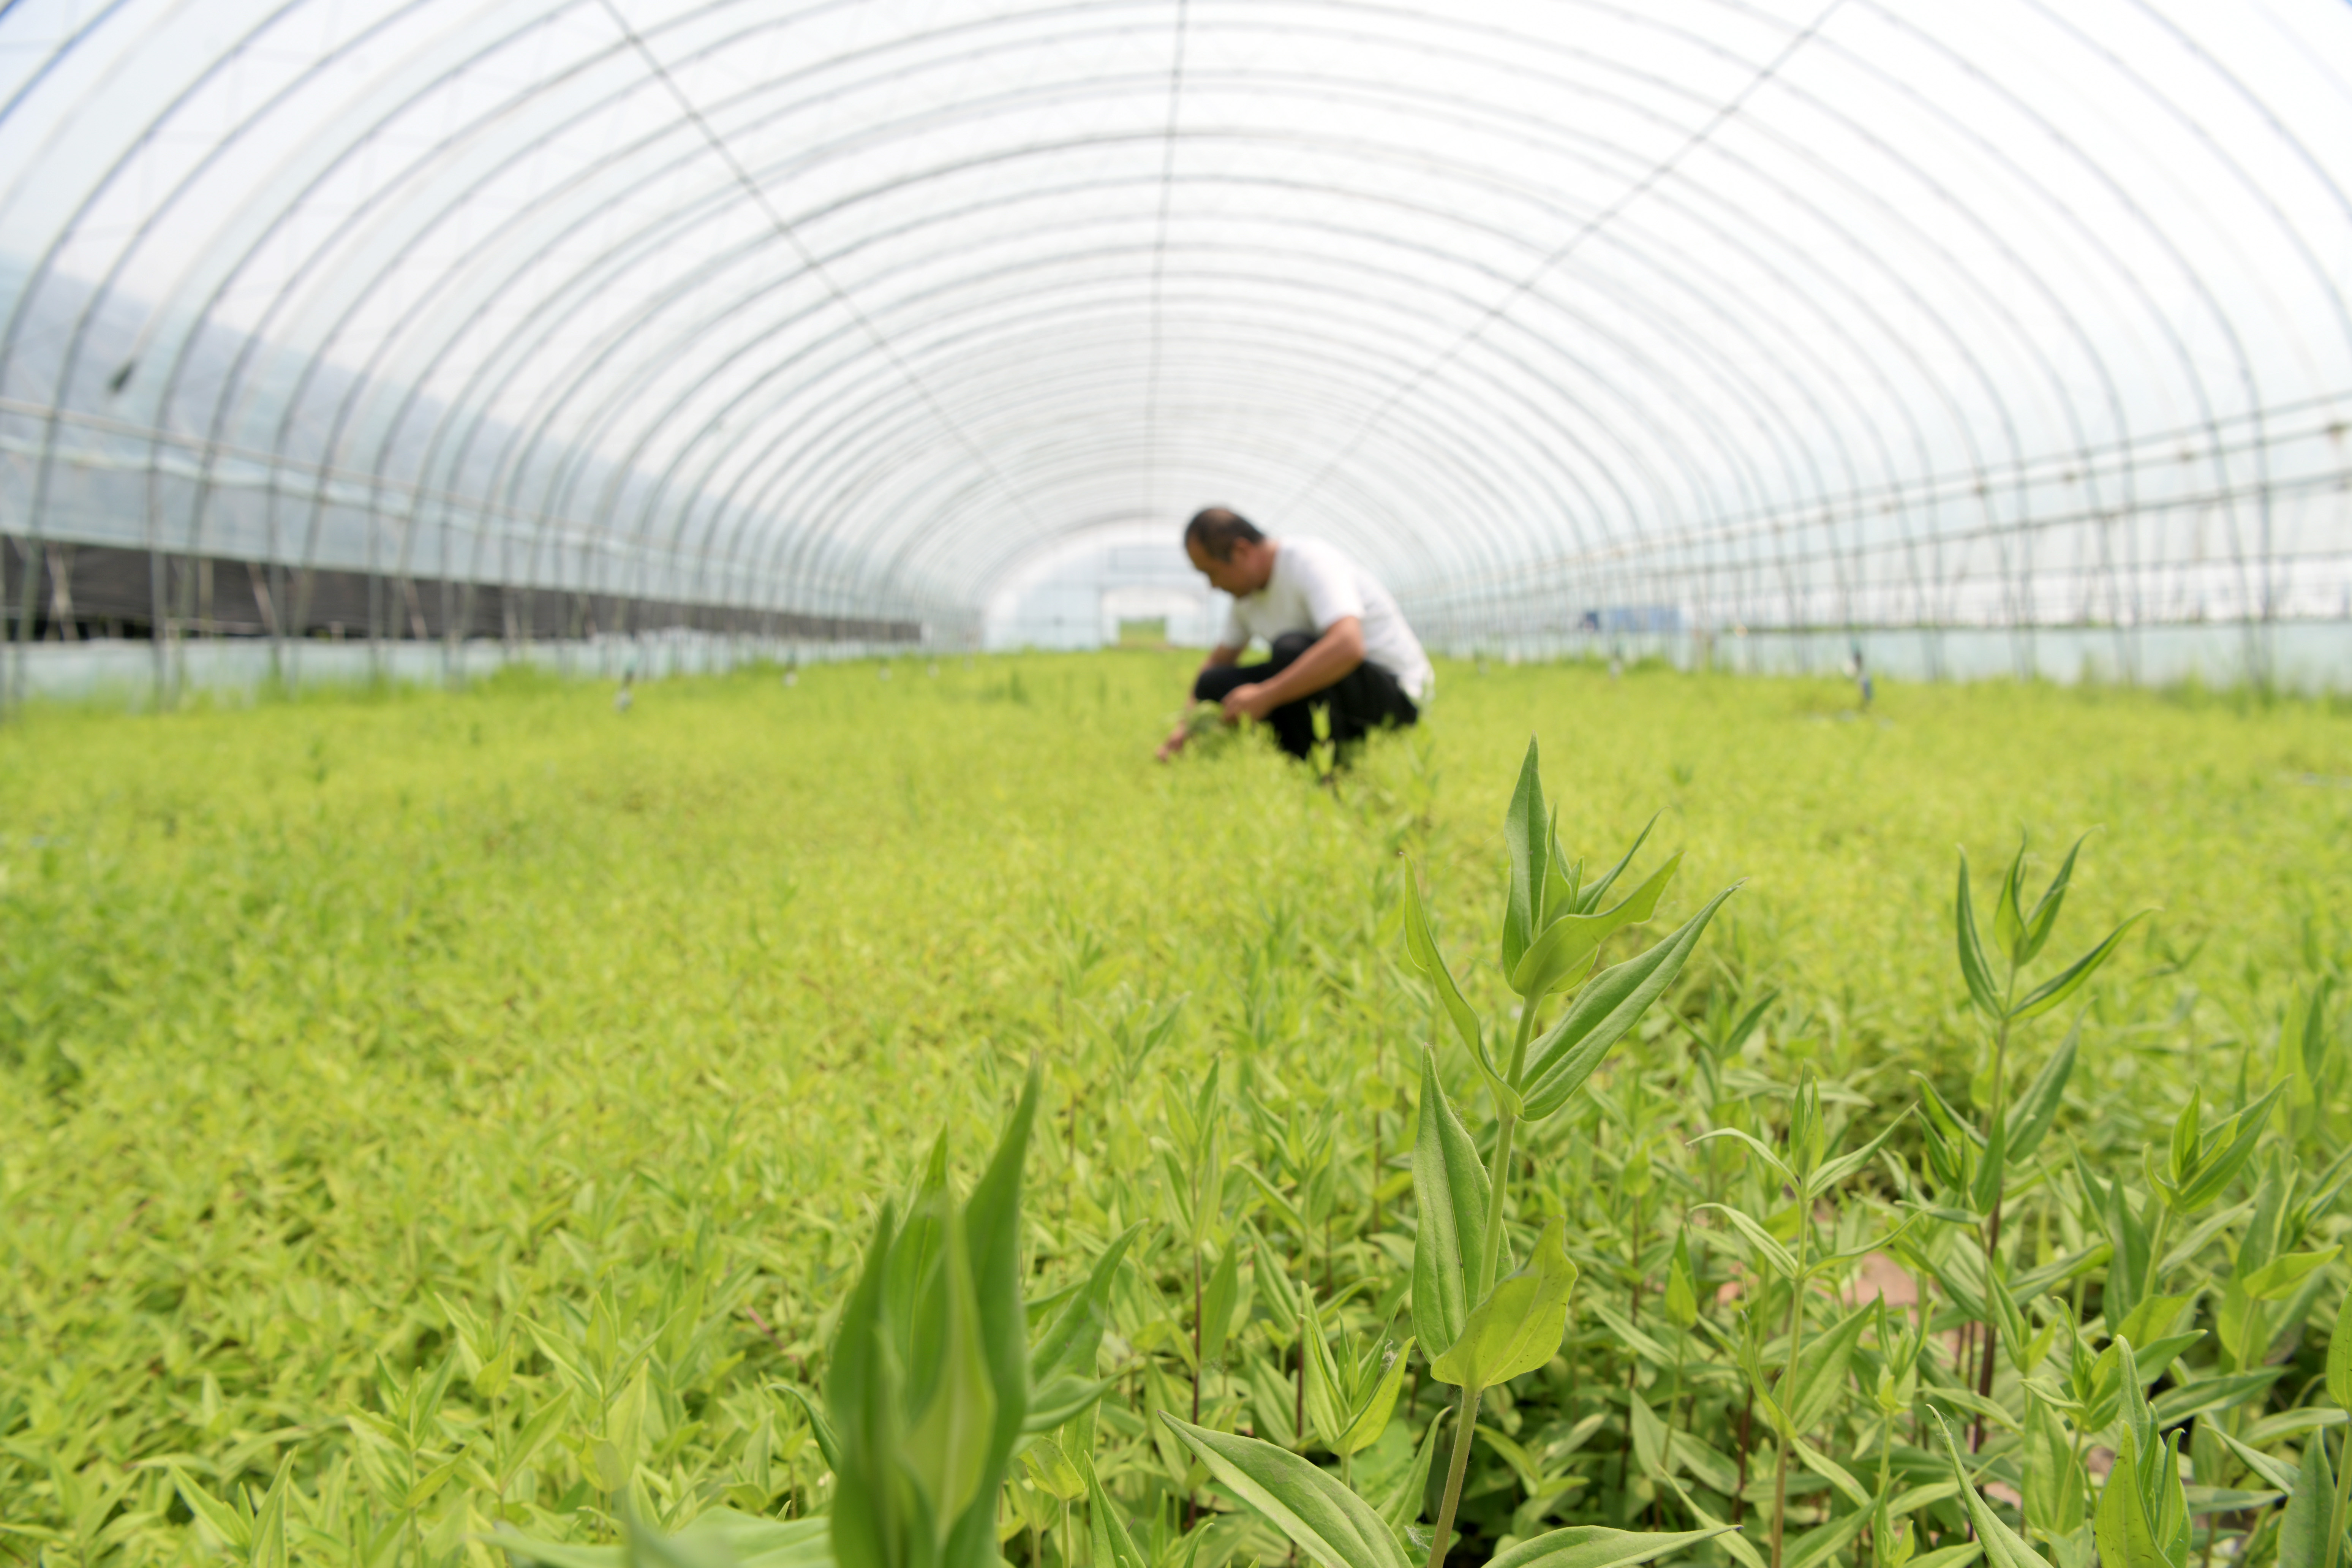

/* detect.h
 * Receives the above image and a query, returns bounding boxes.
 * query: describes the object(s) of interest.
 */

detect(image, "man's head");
[1183,507,1276,596]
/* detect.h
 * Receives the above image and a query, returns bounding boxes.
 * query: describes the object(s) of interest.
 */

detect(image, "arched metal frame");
[2,0,2349,694]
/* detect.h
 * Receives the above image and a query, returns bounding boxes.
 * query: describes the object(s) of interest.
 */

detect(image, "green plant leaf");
[1488,1524,1733,1568]
[2150,1367,2287,1427]
[2009,913,2149,1022]
[940,1063,1038,1568]
[1083,1448,1151,1568]
[903,1210,997,1539]
[1030,1224,1142,1385]
[2017,835,2091,966]
[1338,1335,1415,1456]
[1158,1414,1413,1568]
[1024,1374,1116,1432]
[2242,1247,2341,1304]
[1928,1408,2058,1568]
[1955,854,2003,1020]
[2212,1428,2300,1493]
[2173,1083,2289,1212]
[1574,815,1660,916]
[1503,738,1547,980]
[1808,1111,1913,1199]
[2276,1426,2339,1568]
[168,1467,251,1551]
[1519,885,1740,1121]
[1546,831,1581,928]
[1430,1216,1578,1388]
[1786,1504,1871,1568]
[2006,1023,2079,1168]
[1302,1291,1348,1452]
[2022,1392,2085,1541]
[1201,1237,1241,1370]
[1694,1201,1799,1280]
[775,1385,843,1477]
[1380,1410,1446,1533]
[1412,1050,1494,1361]
[2328,1290,2352,1408]
[494,1511,829,1568]
[1994,842,2029,967]
[1402,860,1513,1114]
[1510,851,1683,999]
[1786,1301,1872,1435]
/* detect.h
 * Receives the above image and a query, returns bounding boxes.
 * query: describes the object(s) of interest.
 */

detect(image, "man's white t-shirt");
[1220,537,1434,704]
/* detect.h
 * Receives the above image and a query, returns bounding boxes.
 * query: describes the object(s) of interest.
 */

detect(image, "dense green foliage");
[2,654,2348,1568]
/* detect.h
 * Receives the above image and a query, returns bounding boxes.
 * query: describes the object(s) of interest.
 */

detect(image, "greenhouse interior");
[3,3,2350,1565]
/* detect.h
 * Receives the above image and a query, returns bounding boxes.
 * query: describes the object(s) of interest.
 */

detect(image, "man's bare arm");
[1220,617,1364,720]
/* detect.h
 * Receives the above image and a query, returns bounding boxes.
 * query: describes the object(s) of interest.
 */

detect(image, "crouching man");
[1156,507,1434,762]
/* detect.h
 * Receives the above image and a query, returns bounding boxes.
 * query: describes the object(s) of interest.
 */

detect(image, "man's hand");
[1219,682,1277,723]
[1154,723,1190,763]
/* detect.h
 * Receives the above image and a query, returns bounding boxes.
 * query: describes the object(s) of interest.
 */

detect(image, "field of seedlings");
[2,653,2349,1568]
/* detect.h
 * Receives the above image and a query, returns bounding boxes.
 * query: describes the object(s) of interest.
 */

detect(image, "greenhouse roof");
[3,0,2350,642]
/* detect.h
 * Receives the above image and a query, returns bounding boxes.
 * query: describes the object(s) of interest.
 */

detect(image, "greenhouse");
[2,3,2349,1565]
[5,0,2350,696]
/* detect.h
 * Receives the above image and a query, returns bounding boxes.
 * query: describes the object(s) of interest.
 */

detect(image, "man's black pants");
[1193,631,1420,760]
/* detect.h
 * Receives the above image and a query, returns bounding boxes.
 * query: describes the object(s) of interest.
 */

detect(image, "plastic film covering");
[2,0,2349,667]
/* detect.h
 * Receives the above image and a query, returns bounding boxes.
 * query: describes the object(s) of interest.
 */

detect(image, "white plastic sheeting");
[3,0,2349,664]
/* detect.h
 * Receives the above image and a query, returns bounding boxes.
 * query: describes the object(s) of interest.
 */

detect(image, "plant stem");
[1660,1335,1684,1513]
[1618,1210,1645,1519]
[1192,1249,1203,1424]
[1973,969,2016,1453]
[2322,1424,2352,1568]
[1769,1216,1813,1568]
[1189,1246,1202,1532]
[1734,1385,1754,1527]
[1478,1110,1519,1300]
[1426,1381,1483,1568]
[1476,998,1544,1299]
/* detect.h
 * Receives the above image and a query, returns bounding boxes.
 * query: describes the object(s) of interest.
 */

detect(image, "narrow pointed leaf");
[1994,844,2028,966]
[1787,1301,1873,1435]
[1430,1217,1578,1388]
[1503,738,1546,979]
[2275,1432,2338,1568]
[1032,1225,1143,1384]
[1576,814,1661,915]
[2010,913,2149,1021]
[1302,1293,1349,1451]
[1489,1525,1733,1568]
[903,1217,996,1538]
[776,1385,844,1476]
[1696,1202,1799,1280]
[1158,1415,1413,1568]
[1955,854,2003,1018]
[1084,1449,1151,1568]
[1339,1335,1416,1455]
[1403,861,1514,1113]
[1201,1237,1241,1369]
[1512,852,1684,998]
[1520,885,1740,1121]
[941,1064,1037,1568]
[1929,1409,2057,1568]
[1412,1050,1494,1359]
[2327,1288,2352,1407]
[2177,1083,2289,1211]
[2243,1246,2341,1304]
[2006,1024,2079,1167]
[2018,835,2090,965]
[1380,1410,1446,1533]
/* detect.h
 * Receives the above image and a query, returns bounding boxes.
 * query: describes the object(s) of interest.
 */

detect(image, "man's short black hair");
[1184,507,1265,563]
